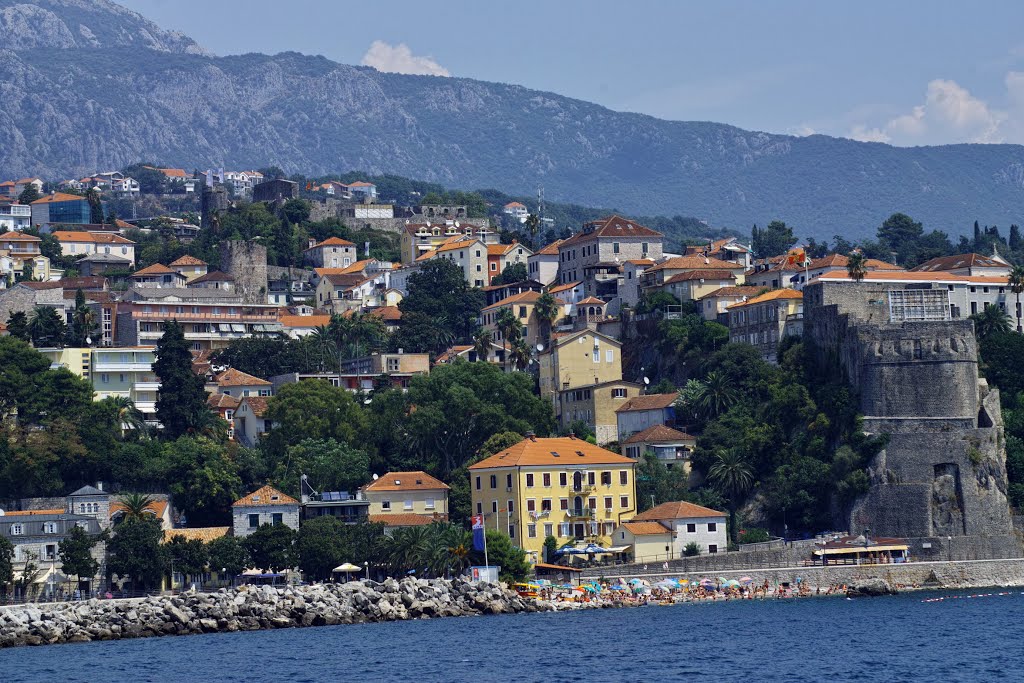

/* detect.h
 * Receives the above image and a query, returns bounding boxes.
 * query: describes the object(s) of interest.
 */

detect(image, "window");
[612,243,620,254]
[100,373,109,383]
[489,475,497,489]
[601,471,612,485]
[619,471,629,486]
[559,472,567,487]
[559,523,570,537]
[404,500,413,510]
[541,499,552,512]
[588,471,595,486]
[44,544,57,561]
[507,500,515,513]
[708,545,718,554]
[43,522,56,534]
[490,262,497,271]
[604,496,613,510]
[619,496,629,508]
[543,473,551,487]
[559,498,568,510]
[491,501,498,513]
[527,524,536,538]
[271,513,283,526]
[686,523,696,533]
[588,497,596,509]
[425,498,435,510]
[544,523,553,537]
[381,500,391,511]
[518,306,527,318]
[506,473,513,488]
[10,524,22,536]
[526,473,534,487]
[708,522,717,532]
[606,350,614,363]
[527,499,536,512]
[476,502,482,514]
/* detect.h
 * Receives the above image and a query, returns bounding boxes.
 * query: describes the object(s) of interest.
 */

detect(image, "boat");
[512,583,540,598]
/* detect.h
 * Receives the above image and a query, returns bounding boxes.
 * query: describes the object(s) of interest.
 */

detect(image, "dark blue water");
[1,590,1020,682]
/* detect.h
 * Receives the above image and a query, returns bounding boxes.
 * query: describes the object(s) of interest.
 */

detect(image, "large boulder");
[847,578,895,597]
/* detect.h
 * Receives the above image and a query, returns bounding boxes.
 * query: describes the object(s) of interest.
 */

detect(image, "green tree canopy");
[166,535,210,578]
[490,262,528,286]
[154,320,209,439]
[751,220,797,258]
[274,438,370,499]
[243,523,296,573]
[296,515,348,581]
[262,380,368,456]
[393,260,485,353]
[207,535,250,578]
[108,517,166,590]
[58,525,103,583]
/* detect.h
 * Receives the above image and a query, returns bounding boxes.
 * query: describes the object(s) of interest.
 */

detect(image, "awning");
[231,324,246,333]
[605,546,630,553]
[218,324,232,332]
[813,544,909,556]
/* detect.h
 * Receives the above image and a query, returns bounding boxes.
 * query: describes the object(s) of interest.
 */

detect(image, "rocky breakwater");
[0,577,548,648]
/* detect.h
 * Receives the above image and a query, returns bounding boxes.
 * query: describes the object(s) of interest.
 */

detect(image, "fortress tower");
[804,280,1020,560]
[220,240,267,305]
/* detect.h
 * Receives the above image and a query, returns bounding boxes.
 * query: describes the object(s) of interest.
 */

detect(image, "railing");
[132,311,280,321]
[565,507,596,519]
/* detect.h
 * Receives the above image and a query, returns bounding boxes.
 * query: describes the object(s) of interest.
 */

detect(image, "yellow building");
[40,346,160,420]
[537,329,623,403]
[480,290,564,351]
[363,471,450,522]
[468,435,637,564]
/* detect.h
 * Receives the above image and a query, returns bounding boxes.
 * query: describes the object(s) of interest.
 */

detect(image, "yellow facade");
[537,329,623,403]
[469,437,637,564]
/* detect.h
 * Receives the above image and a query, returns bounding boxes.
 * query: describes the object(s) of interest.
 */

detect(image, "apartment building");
[727,289,804,363]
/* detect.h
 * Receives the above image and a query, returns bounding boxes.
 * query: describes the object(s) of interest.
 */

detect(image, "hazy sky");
[120,0,1024,146]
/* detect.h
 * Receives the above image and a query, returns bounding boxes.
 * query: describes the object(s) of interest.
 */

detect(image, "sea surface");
[0,589,1020,683]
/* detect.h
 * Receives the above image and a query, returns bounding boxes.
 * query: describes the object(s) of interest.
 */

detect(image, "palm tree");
[534,292,560,348]
[28,305,66,347]
[707,448,755,544]
[970,304,1012,339]
[187,406,229,442]
[1008,264,1024,332]
[102,395,146,437]
[309,325,337,371]
[510,337,532,371]
[846,252,868,282]
[471,328,493,362]
[524,214,541,249]
[673,378,706,427]
[697,371,738,419]
[118,493,156,522]
[495,308,522,372]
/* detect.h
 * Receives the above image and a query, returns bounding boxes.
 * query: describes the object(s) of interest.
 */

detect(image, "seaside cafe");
[812,534,910,565]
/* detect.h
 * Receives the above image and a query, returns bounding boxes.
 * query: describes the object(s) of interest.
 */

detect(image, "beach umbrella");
[739,577,753,584]
[616,578,627,585]
[678,579,689,586]
[717,577,728,584]
[725,579,740,587]
[609,585,625,591]
[699,578,714,587]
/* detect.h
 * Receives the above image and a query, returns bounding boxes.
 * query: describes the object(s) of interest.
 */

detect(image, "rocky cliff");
[1,1,1023,239]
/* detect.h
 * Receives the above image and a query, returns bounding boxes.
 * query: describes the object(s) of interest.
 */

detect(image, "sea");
[0,589,1020,683]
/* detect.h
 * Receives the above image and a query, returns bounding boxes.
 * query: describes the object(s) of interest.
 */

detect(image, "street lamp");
[363,561,369,581]
[947,536,953,562]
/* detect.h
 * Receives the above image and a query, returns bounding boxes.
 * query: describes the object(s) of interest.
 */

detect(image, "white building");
[230,485,300,538]
[632,501,728,556]
[0,204,31,231]
[503,201,529,223]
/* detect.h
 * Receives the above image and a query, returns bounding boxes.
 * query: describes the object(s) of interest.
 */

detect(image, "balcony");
[132,310,279,321]
[93,362,153,373]
[565,507,596,519]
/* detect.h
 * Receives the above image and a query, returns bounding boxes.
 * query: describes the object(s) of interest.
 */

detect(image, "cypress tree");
[154,320,208,439]
[1010,224,1021,252]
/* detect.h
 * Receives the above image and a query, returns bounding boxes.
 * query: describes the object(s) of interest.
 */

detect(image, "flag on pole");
[785,247,807,267]
[472,515,485,551]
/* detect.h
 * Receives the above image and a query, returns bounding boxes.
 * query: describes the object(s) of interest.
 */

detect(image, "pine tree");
[154,320,209,439]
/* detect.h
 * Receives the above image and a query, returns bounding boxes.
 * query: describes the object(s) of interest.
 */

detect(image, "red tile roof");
[634,501,726,520]
[215,367,271,387]
[646,256,744,273]
[614,393,678,413]
[469,437,634,469]
[53,230,134,245]
[364,471,449,492]
[911,253,1008,272]
[624,424,695,444]
[131,263,177,277]
[170,255,207,266]
[31,192,87,204]
[663,270,737,284]
[231,485,298,508]
[698,286,765,300]
[621,521,672,536]
[308,237,355,249]
[560,215,662,246]
[237,396,270,417]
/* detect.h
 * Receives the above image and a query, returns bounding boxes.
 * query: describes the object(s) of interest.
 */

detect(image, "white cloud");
[361,40,449,77]
[847,77,1017,145]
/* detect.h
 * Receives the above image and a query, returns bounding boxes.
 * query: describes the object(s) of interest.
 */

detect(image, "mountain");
[1,1,1023,240]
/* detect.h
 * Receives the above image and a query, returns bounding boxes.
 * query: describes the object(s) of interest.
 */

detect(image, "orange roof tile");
[504,201,526,208]
[308,237,355,249]
[231,485,298,508]
[364,471,450,492]
[4,508,64,516]
[170,255,207,266]
[0,231,40,241]
[548,281,582,294]
[31,192,87,204]
[53,230,134,245]
[560,215,663,247]
[645,255,744,273]
[237,396,270,417]
[207,392,241,410]
[911,253,1008,272]
[634,500,726,520]
[279,314,332,328]
[131,263,176,277]
[728,288,803,308]
[663,269,737,284]
[481,290,552,311]
[814,269,961,283]
[698,286,765,299]
[469,437,635,470]
[614,393,678,413]
[215,367,271,387]
[163,527,229,543]
[576,296,606,305]
[535,239,564,256]
[621,521,672,536]
[624,424,696,444]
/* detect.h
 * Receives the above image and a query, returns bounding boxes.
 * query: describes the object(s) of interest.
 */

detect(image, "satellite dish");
[363,398,372,405]
[0,509,5,516]
[454,221,460,228]
[643,377,650,385]
[372,474,379,480]
[536,343,544,352]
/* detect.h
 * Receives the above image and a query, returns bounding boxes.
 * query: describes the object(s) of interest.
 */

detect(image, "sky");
[120,0,1024,146]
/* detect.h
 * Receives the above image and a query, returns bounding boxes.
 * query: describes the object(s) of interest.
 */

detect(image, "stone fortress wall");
[803,280,1021,560]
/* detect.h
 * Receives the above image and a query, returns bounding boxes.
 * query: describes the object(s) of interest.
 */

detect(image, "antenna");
[537,186,545,225]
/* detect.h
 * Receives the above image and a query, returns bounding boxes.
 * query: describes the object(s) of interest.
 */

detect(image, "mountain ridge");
[0,1,1022,240]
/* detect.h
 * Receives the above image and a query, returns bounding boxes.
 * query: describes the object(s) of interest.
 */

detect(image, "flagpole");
[483,521,489,570]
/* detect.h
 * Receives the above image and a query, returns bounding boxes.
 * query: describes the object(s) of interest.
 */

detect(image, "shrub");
[683,542,701,557]
[738,527,771,544]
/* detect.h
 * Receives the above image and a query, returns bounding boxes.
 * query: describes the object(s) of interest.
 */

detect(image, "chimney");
[95,481,104,492]
[568,432,576,440]
[525,430,536,442]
